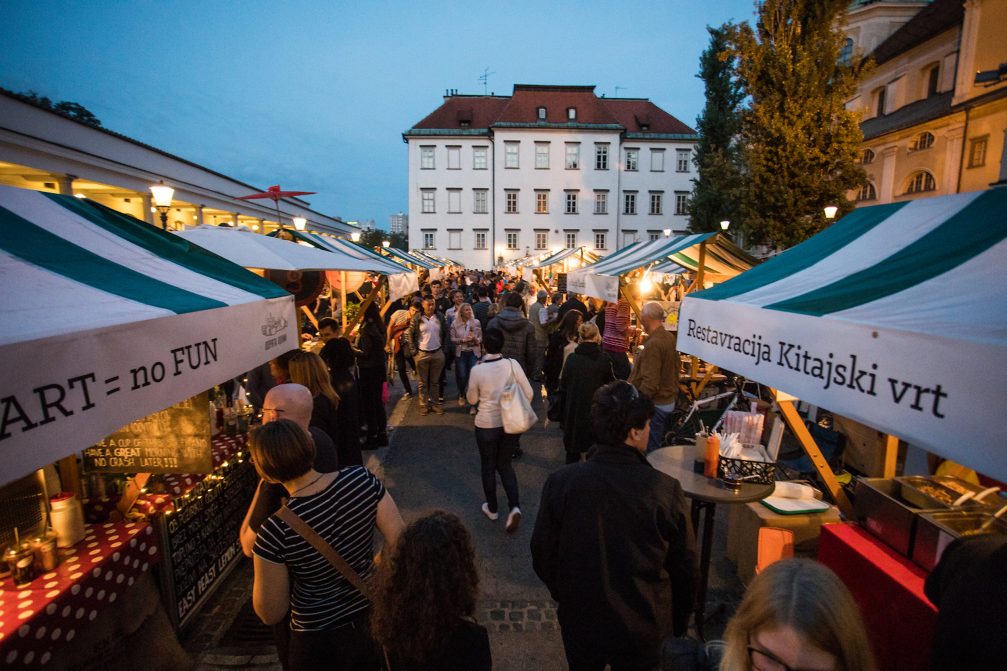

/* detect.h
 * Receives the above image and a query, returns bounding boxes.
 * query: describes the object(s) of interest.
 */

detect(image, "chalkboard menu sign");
[557,273,568,294]
[158,458,258,628]
[83,393,212,473]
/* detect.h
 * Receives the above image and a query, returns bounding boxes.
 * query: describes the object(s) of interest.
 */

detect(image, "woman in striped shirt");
[251,420,405,671]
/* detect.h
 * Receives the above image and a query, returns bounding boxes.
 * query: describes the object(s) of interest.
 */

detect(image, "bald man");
[239,384,339,556]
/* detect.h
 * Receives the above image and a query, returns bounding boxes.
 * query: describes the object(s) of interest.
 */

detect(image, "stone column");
[141,194,155,226]
[879,146,898,203]
[194,204,205,227]
[56,174,76,196]
[943,124,965,194]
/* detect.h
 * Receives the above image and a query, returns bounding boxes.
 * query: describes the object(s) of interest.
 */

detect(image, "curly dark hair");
[371,511,479,665]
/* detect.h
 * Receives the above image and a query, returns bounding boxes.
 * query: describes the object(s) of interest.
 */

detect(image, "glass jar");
[30,530,60,572]
[4,541,36,585]
[50,492,86,548]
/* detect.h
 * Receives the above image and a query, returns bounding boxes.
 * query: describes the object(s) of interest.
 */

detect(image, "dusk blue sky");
[2,1,757,229]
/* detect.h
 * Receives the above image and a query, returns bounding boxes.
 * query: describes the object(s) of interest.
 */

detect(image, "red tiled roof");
[408,84,694,135]
[870,0,963,66]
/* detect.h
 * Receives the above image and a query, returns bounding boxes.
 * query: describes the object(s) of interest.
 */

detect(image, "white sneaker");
[481,503,498,521]
[505,507,522,533]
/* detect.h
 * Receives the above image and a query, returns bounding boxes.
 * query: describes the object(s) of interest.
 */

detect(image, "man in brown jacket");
[628,302,680,453]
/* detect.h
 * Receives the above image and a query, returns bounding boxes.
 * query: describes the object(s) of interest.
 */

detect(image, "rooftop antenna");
[614,86,627,97]
[479,67,496,95]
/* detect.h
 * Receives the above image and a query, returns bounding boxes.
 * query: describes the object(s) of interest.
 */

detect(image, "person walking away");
[531,380,697,671]
[559,323,615,464]
[466,328,531,533]
[409,296,448,415]
[450,303,482,409]
[250,420,405,671]
[488,292,536,458]
[386,300,419,398]
[602,295,633,380]
[543,310,583,396]
[287,351,361,468]
[354,302,388,449]
[318,320,362,458]
[371,511,491,671]
[529,289,550,381]
[472,286,493,332]
[627,302,680,453]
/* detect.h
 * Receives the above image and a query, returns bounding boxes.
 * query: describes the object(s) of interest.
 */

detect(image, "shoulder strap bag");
[500,359,538,434]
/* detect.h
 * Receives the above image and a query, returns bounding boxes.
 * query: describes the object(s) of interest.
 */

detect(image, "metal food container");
[895,476,962,509]
[853,478,944,556]
[929,475,1002,510]
[911,511,1007,572]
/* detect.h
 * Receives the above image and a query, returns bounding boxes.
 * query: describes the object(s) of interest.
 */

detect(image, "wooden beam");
[772,392,854,518]
[882,434,899,479]
[347,290,378,343]
[340,271,347,330]
[300,305,318,331]
[695,240,708,290]
[58,455,82,499]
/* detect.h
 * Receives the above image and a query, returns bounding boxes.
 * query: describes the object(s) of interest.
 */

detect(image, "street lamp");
[350,231,361,242]
[663,228,672,237]
[719,220,730,232]
[292,216,307,231]
[382,240,390,248]
[823,205,838,220]
[149,182,174,230]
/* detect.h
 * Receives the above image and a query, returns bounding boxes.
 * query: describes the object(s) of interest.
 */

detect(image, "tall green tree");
[730,0,865,248]
[688,24,745,234]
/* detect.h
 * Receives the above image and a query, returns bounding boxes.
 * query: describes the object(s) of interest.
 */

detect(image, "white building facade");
[404,85,698,269]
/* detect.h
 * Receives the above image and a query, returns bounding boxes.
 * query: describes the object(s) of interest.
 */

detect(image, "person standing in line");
[318,319,361,457]
[601,295,633,380]
[287,351,362,468]
[386,300,420,398]
[627,302,680,453]
[557,292,590,323]
[559,323,615,464]
[450,302,482,409]
[370,511,492,671]
[528,289,550,382]
[543,310,583,396]
[531,380,697,671]
[354,302,388,449]
[466,328,531,533]
[409,296,448,415]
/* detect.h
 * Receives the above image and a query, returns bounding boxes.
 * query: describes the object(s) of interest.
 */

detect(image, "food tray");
[895,476,963,509]
[929,475,1002,510]
[853,478,944,557]
[911,510,1007,572]
[718,456,776,486]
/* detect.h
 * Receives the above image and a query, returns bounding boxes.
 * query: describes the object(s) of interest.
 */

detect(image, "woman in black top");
[371,511,491,671]
[355,302,388,449]
[560,322,615,464]
[288,351,361,467]
[319,327,362,457]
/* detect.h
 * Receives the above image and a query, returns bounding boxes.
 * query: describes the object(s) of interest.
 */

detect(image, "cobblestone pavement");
[184,374,746,670]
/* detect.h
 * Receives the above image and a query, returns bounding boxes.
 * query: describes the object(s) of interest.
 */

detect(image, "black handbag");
[546,390,564,422]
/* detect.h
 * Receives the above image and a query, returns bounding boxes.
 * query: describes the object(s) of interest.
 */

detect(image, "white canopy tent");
[0,186,297,484]
[678,189,1007,481]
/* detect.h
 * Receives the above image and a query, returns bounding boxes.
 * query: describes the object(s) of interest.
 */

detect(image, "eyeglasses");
[747,645,833,671]
[261,407,287,418]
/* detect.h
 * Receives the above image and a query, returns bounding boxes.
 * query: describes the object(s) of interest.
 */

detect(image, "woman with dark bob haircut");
[371,511,491,670]
[249,419,405,671]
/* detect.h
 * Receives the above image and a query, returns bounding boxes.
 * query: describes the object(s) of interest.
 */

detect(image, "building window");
[535,231,548,250]
[968,135,988,168]
[594,191,608,214]
[595,144,609,170]
[535,190,549,214]
[421,189,435,213]
[624,192,637,215]
[565,232,577,249]
[594,232,607,250]
[623,231,637,246]
[625,149,639,171]
[857,182,877,201]
[448,189,461,213]
[911,132,935,151]
[839,38,854,66]
[423,231,435,249]
[420,146,435,170]
[506,231,519,250]
[926,64,940,97]
[906,171,936,194]
[862,148,875,165]
[566,191,578,214]
[874,86,886,117]
[448,230,462,249]
[676,149,691,172]
[473,146,488,170]
[651,149,665,171]
[535,142,550,169]
[649,231,660,241]
[567,107,577,121]
[649,192,664,215]
[505,190,519,214]
[537,106,547,121]
[675,192,688,215]
[473,189,488,214]
[565,143,580,169]
[447,146,461,170]
[474,231,487,249]
[505,142,519,169]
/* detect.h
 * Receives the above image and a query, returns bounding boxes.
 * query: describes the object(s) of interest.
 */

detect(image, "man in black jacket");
[531,380,698,671]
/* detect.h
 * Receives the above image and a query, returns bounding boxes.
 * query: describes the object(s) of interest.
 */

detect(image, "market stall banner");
[0,186,297,485]
[678,189,1007,481]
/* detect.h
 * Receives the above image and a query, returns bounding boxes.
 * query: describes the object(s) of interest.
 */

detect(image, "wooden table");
[648,445,774,638]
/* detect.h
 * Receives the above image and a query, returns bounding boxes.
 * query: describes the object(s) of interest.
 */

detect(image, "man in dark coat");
[487,292,535,376]
[531,380,698,671]
[559,323,614,464]
[556,293,590,323]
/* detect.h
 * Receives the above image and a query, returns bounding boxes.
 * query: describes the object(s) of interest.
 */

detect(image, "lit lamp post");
[350,231,361,243]
[823,205,839,220]
[382,240,390,248]
[663,228,672,237]
[292,216,307,231]
[149,182,174,230]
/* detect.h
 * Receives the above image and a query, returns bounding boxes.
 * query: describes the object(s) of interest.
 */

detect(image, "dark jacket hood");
[573,341,603,358]
[494,307,529,332]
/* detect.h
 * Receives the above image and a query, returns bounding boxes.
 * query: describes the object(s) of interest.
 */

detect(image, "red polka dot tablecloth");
[0,522,159,667]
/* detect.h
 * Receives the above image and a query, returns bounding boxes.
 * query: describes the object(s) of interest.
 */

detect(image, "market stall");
[522,246,600,288]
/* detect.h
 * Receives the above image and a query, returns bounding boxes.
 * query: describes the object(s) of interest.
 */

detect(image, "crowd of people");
[231,267,941,671]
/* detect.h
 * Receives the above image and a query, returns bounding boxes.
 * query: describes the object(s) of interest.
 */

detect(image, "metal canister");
[4,541,36,585]
[30,530,60,572]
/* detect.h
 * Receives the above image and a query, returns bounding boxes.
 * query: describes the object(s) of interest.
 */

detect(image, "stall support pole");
[117,473,151,517]
[883,434,899,479]
[619,284,643,322]
[771,391,854,518]
[58,455,82,499]
[340,272,347,331]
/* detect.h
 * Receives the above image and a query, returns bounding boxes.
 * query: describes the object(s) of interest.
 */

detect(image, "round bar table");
[648,445,774,639]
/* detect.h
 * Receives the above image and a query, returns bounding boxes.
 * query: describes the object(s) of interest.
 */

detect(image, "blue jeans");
[454,350,478,398]
[647,404,674,454]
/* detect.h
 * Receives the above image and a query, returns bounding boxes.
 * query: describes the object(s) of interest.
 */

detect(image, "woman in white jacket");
[466,327,533,533]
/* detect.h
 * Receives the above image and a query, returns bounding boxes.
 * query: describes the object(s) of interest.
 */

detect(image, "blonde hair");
[721,559,876,671]
[578,322,601,343]
[287,350,340,408]
[457,302,474,321]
